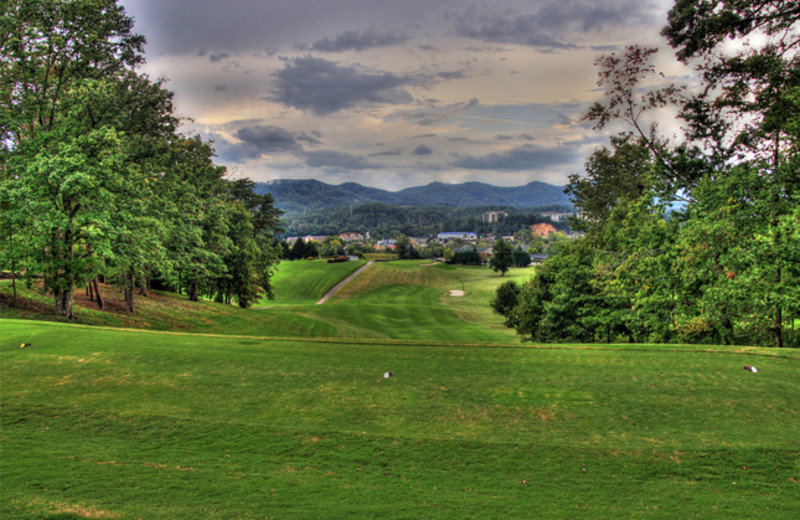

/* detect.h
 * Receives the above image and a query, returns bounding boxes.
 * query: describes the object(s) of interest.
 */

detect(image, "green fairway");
[2,320,799,519]
[267,258,368,305]
[2,261,800,519]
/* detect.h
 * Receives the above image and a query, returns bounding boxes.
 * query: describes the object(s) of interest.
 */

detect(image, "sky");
[120,0,687,191]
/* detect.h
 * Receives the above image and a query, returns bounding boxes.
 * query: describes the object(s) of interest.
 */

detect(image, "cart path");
[316,261,373,305]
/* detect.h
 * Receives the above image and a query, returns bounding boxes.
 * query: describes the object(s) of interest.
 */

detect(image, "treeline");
[0,1,282,317]
[493,1,800,348]
[282,203,570,238]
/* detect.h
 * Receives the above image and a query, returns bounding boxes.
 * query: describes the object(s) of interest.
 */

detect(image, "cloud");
[311,25,409,52]
[370,148,403,157]
[553,113,573,126]
[271,57,416,115]
[454,10,578,49]
[413,145,433,155]
[391,98,479,126]
[295,132,324,145]
[453,144,580,171]
[453,1,658,49]
[209,53,230,62]
[437,70,466,80]
[205,123,326,164]
[235,125,304,153]
[304,150,375,170]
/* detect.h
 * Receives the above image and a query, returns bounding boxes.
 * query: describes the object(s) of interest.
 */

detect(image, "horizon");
[257,177,568,192]
[122,0,689,190]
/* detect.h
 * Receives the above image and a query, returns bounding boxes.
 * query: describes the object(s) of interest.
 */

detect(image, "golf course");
[2,260,799,519]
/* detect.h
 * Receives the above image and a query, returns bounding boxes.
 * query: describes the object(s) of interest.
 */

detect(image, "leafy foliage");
[0,1,282,315]
[500,1,800,347]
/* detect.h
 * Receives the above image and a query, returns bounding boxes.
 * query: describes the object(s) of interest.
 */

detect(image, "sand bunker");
[449,290,465,297]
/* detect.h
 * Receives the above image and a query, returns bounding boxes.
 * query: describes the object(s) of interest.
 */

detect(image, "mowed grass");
[2,320,799,519]
[312,261,528,343]
[1,260,526,343]
[266,258,368,305]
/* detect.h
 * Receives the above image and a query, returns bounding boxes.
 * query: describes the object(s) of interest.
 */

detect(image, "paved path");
[316,261,373,305]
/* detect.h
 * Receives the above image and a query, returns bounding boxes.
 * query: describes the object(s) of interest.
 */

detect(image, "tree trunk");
[140,276,149,297]
[190,278,199,302]
[87,279,94,300]
[54,287,74,319]
[123,271,135,313]
[93,276,104,310]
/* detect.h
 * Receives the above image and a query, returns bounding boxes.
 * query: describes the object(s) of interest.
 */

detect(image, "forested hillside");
[255,179,572,215]
[281,203,569,238]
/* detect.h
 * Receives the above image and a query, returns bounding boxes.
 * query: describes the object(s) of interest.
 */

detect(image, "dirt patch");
[449,290,465,297]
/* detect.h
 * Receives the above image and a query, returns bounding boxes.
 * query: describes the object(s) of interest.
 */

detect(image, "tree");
[491,280,520,327]
[489,237,513,276]
[513,249,531,268]
[319,236,345,257]
[1,1,146,317]
[395,234,415,260]
[542,0,800,348]
[661,0,800,348]
[565,134,655,242]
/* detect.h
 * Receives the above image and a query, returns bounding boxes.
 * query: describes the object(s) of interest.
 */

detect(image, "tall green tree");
[0,1,168,317]
[661,0,800,347]
[502,2,799,347]
[489,237,513,276]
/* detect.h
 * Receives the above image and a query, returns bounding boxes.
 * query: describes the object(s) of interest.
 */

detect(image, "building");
[437,231,478,242]
[538,211,575,222]
[482,210,508,223]
[339,232,365,242]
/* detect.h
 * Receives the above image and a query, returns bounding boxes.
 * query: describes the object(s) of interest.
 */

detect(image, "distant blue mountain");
[255,179,571,214]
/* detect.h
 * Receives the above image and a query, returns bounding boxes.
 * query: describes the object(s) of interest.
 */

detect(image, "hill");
[255,179,572,214]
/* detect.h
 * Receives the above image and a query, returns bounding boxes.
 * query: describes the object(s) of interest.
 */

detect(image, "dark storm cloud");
[304,150,375,170]
[205,123,325,164]
[271,57,416,116]
[413,145,433,155]
[454,1,657,49]
[311,25,409,52]
[205,132,261,163]
[235,125,303,153]
[453,144,580,171]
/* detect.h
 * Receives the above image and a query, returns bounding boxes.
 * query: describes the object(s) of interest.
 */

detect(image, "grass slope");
[2,320,799,519]
[3,262,799,518]
[267,259,368,305]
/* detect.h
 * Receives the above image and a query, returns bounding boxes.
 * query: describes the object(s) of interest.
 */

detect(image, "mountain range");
[255,179,572,215]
